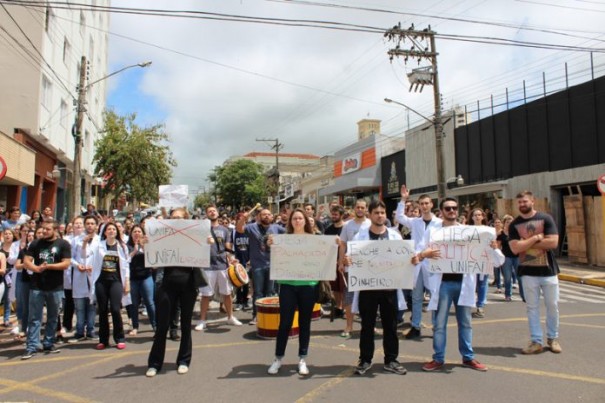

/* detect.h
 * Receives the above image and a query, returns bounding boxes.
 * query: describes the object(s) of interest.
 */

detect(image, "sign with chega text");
[427,225,497,274]
[144,219,210,268]
[347,240,415,291]
[270,235,338,281]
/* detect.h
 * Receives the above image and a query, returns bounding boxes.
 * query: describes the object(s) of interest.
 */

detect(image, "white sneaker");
[10,326,20,336]
[145,368,157,377]
[194,321,206,331]
[227,317,242,326]
[298,359,309,376]
[267,358,282,375]
[177,365,189,374]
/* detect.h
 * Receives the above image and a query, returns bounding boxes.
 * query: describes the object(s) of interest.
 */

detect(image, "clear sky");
[106,0,605,191]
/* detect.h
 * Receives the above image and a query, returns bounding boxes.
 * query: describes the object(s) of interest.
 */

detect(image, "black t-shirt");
[508,211,558,277]
[17,248,30,283]
[232,231,249,266]
[26,238,71,291]
[100,243,120,282]
[324,223,343,237]
[368,229,389,241]
[497,232,517,258]
[129,244,151,280]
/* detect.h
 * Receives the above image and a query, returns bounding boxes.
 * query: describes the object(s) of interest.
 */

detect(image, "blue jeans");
[73,297,96,338]
[501,257,517,298]
[475,275,488,308]
[27,288,63,352]
[251,267,273,317]
[18,280,30,332]
[411,272,426,329]
[275,284,316,358]
[522,275,559,343]
[129,276,156,330]
[433,280,474,363]
[493,266,503,289]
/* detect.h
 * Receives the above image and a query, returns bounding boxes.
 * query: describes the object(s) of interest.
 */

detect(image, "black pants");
[62,289,74,331]
[358,290,399,365]
[148,274,197,370]
[275,284,316,358]
[95,278,125,345]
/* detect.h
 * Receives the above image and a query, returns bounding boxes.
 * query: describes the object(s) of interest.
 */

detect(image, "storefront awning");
[318,167,380,197]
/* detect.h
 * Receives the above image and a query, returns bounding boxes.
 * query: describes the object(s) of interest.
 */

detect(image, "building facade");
[0,1,109,221]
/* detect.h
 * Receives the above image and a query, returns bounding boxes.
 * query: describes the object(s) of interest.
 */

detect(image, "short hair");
[368,199,386,213]
[41,220,59,230]
[303,203,315,211]
[417,194,431,202]
[205,204,217,212]
[171,207,190,219]
[354,198,367,207]
[84,215,98,225]
[9,206,20,214]
[516,190,534,199]
[330,205,345,215]
[439,197,458,210]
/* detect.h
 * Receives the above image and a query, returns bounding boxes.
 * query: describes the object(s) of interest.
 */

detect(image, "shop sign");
[342,153,361,175]
[0,156,6,181]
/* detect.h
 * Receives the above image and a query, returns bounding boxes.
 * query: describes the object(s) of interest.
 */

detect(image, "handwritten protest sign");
[159,185,189,208]
[145,219,210,268]
[427,225,497,274]
[347,240,415,291]
[270,235,338,281]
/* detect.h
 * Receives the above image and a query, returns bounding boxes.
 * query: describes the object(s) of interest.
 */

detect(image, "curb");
[558,273,605,288]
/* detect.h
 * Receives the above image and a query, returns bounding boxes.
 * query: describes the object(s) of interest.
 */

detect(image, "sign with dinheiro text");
[427,225,496,274]
[145,219,210,268]
[270,235,338,281]
[347,240,415,291]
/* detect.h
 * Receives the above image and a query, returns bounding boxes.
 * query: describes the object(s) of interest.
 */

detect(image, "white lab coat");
[88,240,131,306]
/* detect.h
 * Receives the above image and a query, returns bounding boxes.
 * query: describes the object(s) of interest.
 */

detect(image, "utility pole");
[385,24,447,200]
[73,55,87,218]
[256,138,283,213]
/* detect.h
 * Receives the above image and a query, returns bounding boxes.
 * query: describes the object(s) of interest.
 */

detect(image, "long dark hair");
[468,208,487,226]
[101,222,125,248]
[286,208,313,234]
[126,224,145,248]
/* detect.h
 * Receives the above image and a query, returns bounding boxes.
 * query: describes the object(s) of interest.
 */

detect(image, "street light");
[72,58,152,219]
[384,97,447,199]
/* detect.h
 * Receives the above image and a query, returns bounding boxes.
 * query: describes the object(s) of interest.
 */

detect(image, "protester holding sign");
[346,200,408,376]
[146,208,208,377]
[266,209,336,376]
[418,198,503,372]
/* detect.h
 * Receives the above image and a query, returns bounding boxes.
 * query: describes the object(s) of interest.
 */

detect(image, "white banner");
[347,240,415,291]
[144,219,210,268]
[270,235,338,281]
[427,225,497,274]
[159,184,189,208]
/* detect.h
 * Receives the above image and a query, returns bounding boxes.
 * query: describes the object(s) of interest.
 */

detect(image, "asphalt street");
[0,275,604,403]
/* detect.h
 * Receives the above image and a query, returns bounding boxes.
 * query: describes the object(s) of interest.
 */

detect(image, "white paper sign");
[270,235,338,281]
[427,225,497,274]
[347,240,415,291]
[144,219,210,268]
[159,185,189,208]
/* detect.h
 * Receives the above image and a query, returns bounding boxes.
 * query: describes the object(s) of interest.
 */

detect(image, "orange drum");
[255,296,299,339]
[311,303,322,321]
[227,263,249,288]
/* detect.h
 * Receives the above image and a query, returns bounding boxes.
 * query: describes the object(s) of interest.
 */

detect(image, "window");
[41,75,52,110]
[89,36,94,65]
[62,37,71,65]
[60,99,68,128]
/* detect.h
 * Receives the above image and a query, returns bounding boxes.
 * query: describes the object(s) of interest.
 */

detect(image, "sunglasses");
[443,206,458,212]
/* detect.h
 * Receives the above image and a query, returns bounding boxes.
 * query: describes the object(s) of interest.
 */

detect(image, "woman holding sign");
[266,208,320,376]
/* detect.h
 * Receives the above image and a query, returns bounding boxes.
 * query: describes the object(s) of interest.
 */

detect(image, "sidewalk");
[557,258,605,288]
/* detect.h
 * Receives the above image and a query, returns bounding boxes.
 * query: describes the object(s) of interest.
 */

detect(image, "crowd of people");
[0,186,561,377]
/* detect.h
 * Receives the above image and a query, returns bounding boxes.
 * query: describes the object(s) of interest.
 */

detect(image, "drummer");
[266,208,325,376]
[195,205,243,331]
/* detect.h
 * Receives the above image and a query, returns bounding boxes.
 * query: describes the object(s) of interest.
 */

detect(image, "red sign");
[0,156,7,181]
[597,174,605,195]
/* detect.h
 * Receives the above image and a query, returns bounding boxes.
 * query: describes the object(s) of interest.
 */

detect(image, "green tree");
[93,110,177,204]
[214,159,267,209]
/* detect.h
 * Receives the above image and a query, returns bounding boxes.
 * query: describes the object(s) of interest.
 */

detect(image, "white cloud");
[106,0,605,188]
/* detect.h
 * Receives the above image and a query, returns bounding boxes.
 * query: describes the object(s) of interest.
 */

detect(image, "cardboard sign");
[159,184,189,208]
[427,225,497,274]
[145,219,210,268]
[347,240,415,291]
[270,235,338,281]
